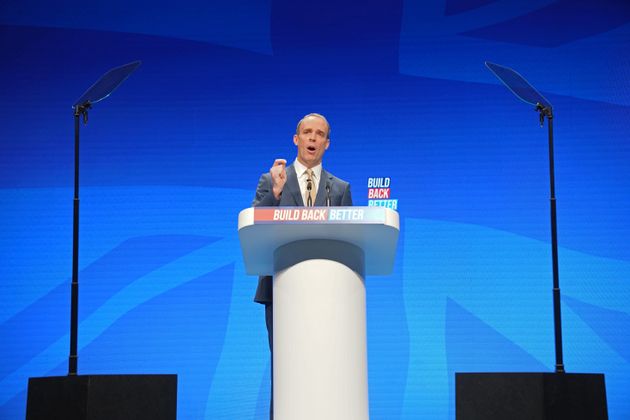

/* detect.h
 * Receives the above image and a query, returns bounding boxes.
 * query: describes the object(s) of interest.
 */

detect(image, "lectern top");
[238,206,399,276]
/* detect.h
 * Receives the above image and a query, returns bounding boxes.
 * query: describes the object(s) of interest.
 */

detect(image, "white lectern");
[238,206,399,420]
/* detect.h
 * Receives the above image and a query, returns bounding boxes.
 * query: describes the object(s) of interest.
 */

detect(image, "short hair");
[296,113,331,139]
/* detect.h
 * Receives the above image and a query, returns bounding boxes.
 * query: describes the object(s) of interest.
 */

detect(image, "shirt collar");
[293,159,322,180]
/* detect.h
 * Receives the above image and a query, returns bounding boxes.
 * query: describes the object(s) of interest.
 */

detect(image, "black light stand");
[536,102,564,374]
[26,61,178,420]
[455,62,607,420]
[69,101,90,375]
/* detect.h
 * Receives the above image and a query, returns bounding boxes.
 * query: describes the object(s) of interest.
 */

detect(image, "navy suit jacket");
[252,164,353,303]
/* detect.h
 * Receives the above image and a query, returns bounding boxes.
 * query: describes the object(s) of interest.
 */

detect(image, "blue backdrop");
[1,1,629,418]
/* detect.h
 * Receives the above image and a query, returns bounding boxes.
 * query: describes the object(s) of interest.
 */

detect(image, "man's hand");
[270,159,287,199]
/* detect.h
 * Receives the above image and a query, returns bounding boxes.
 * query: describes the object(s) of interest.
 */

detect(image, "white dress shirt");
[293,159,322,205]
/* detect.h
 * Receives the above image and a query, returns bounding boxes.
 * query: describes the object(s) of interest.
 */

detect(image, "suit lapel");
[285,164,304,206]
[315,169,333,206]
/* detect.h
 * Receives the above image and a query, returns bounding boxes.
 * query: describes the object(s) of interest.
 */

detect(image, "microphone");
[306,177,313,206]
[325,182,331,207]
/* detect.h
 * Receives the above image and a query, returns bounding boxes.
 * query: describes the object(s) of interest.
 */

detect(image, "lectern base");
[456,372,607,420]
[26,374,177,420]
[274,240,368,420]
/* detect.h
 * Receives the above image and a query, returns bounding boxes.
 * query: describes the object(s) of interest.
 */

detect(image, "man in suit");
[252,113,352,419]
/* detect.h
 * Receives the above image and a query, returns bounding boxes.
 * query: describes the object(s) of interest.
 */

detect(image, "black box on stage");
[26,374,177,420]
[456,372,607,420]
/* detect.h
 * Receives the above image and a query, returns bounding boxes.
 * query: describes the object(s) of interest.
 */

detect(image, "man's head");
[294,113,330,168]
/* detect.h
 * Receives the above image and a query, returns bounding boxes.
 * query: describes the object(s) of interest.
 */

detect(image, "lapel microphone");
[325,182,331,207]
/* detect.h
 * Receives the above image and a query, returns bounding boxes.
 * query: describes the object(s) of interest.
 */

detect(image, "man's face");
[294,116,330,168]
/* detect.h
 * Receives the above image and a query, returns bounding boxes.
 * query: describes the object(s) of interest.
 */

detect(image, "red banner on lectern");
[254,207,385,224]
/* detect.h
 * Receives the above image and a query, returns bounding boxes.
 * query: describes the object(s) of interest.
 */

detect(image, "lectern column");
[273,240,368,420]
